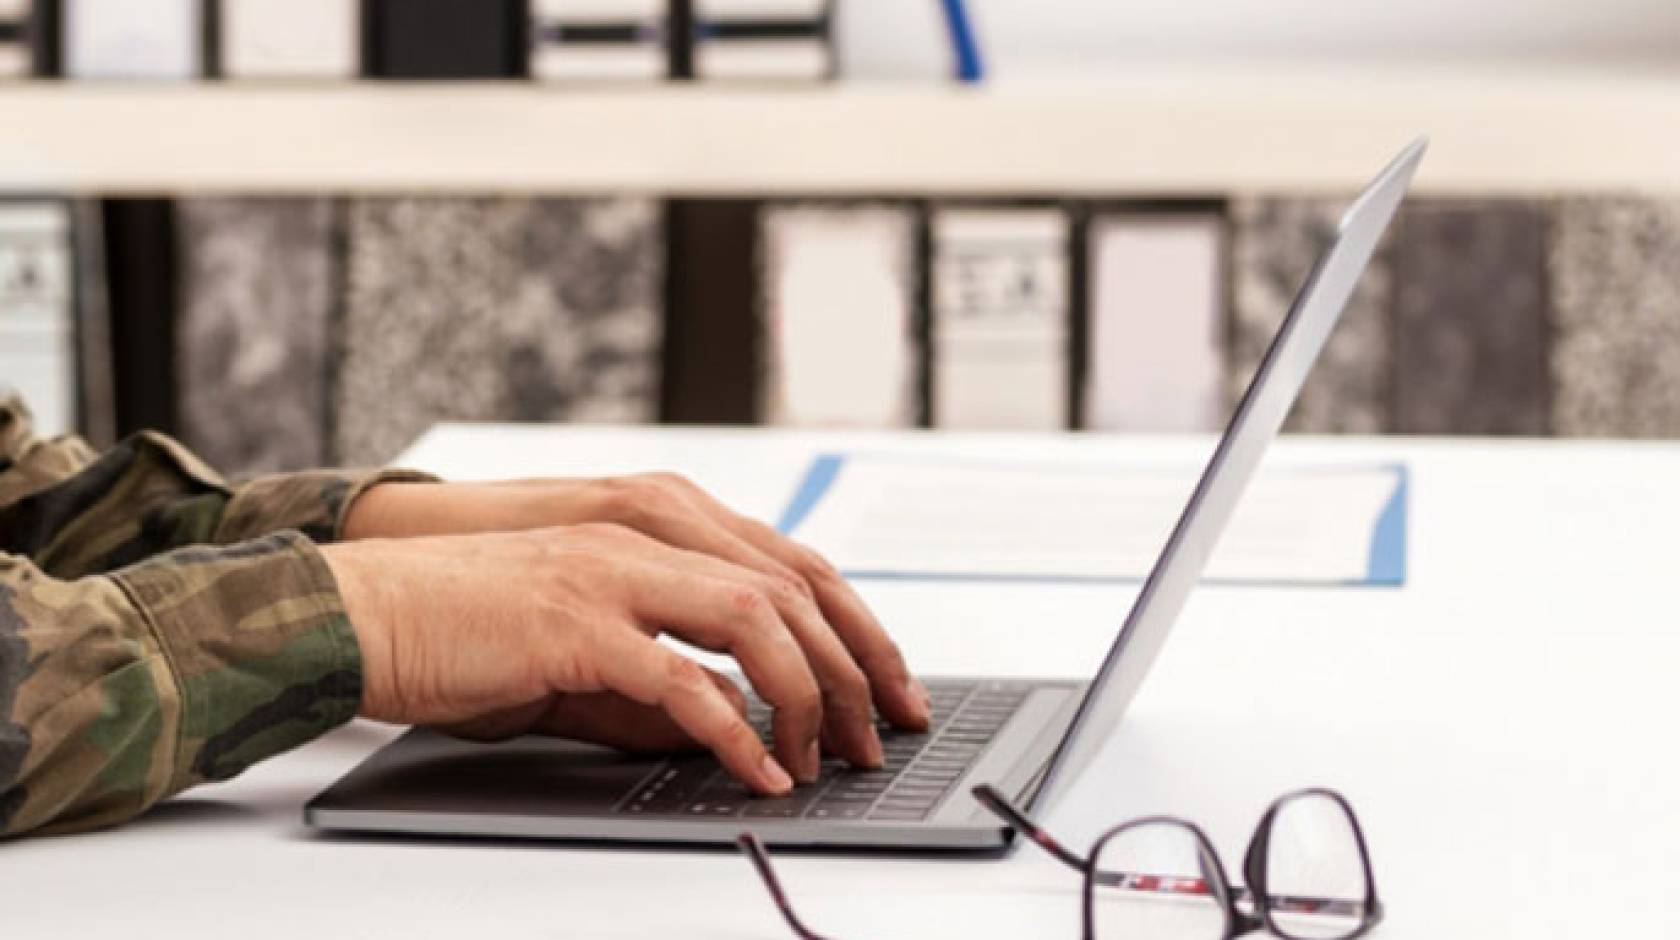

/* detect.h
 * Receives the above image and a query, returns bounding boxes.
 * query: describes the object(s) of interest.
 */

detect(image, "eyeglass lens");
[1090,820,1229,940]
[1263,793,1370,940]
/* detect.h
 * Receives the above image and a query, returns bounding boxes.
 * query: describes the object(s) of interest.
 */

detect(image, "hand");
[320,522,920,795]
[342,475,932,760]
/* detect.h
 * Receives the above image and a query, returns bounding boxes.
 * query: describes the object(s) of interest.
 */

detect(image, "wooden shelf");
[3,65,1679,195]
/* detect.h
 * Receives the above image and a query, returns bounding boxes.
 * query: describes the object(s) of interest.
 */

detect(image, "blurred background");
[2,0,1678,475]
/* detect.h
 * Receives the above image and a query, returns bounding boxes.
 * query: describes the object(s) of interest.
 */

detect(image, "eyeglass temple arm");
[970,784,1091,873]
[971,786,1368,920]
[737,834,841,940]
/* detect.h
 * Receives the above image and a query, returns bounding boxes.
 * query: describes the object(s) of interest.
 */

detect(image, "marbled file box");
[363,0,526,78]
[337,198,663,466]
[0,201,76,436]
[177,199,337,475]
[1549,197,1680,438]
[219,0,358,79]
[759,205,918,428]
[1392,200,1548,436]
[1230,197,1396,433]
[693,0,832,80]
[930,206,1070,430]
[62,0,202,79]
[1084,210,1226,433]
[531,0,667,81]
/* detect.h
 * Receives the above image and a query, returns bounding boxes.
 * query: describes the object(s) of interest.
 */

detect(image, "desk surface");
[5,426,1677,938]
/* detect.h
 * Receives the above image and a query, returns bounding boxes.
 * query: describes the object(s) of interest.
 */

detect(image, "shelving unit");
[2,63,1679,195]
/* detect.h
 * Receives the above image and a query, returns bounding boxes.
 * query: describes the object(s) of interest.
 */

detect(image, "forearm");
[0,534,362,838]
[5,390,433,579]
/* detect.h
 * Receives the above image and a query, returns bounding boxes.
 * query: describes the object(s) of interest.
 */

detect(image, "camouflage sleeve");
[2,394,434,580]
[0,533,361,837]
[0,394,437,837]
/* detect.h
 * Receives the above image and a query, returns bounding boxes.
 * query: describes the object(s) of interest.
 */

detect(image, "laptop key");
[808,804,870,820]
[685,801,745,817]
[869,808,932,821]
[744,798,813,819]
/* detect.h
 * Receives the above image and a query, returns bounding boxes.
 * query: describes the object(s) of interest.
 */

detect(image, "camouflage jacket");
[0,394,427,838]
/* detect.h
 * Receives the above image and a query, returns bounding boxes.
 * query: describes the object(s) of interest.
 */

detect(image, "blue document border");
[777,453,1409,587]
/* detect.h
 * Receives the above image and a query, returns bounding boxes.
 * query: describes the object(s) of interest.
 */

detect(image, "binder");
[101,199,181,439]
[69,199,116,447]
[217,0,358,79]
[177,199,337,474]
[531,0,667,82]
[929,206,1070,430]
[1084,211,1225,432]
[338,198,664,465]
[1393,200,1547,435]
[662,198,761,423]
[692,0,833,80]
[363,0,526,79]
[0,200,75,436]
[760,205,917,428]
[1550,197,1680,438]
[62,0,202,79]
[0,0,34,77]
[1230,197,1395,433]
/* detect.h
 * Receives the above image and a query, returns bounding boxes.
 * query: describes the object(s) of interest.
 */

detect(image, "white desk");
[5,426,1678,938]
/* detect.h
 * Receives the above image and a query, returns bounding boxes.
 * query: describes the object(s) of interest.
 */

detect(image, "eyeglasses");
[738,784,1383,940]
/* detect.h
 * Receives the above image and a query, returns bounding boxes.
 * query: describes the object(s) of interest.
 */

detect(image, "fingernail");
[761,755,794,794]
[863,728,885,769]
[908,679,932,720]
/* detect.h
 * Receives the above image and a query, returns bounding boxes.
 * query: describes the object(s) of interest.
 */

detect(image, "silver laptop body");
[306,140,1426,851]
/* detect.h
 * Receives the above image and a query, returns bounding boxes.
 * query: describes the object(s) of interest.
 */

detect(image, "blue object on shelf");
[937,0,984,83]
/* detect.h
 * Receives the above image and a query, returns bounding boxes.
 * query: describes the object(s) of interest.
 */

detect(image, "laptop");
[306,139,1427,851]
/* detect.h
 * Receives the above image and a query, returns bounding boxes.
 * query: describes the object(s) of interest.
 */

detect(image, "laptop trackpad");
[313,729,661,816]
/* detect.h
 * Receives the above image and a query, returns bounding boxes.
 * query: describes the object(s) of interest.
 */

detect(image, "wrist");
[318,541,398,721]
[341,481,435,540]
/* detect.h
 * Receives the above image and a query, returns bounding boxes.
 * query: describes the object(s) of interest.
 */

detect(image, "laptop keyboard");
[617,679,1030,822]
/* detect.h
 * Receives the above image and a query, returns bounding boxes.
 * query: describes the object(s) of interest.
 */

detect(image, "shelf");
[3,65,1679,195]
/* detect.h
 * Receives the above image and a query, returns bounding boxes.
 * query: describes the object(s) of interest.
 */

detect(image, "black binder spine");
[362,0,527,79]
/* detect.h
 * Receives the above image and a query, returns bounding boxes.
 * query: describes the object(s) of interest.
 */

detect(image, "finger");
[534,675,746,754]
[599,477,797,587]
[662,482,930,731]
[591,628,794,796]
[621,560,827,783]
[623,541,884,770]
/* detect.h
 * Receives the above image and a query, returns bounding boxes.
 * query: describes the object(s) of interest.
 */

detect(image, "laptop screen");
[1029,139,1428,813]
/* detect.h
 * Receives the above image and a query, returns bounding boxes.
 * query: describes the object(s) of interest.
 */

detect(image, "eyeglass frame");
[737,784,1384,940]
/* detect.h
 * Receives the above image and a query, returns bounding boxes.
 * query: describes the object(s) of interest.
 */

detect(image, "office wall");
[839,0,1680,77]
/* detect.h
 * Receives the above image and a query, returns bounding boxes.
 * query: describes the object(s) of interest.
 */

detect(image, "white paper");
[0,0,28,79]
[761,207,916,427]
[0,47,28,80]
[221,0,359,79]
[695,40,830,79]
[0,203,75,436]
[931,207,1069,430]
[696,0,828,16]
[786,455,1402,583]
[64,0,201,79]
[534,0,665,17]
[1086,214,1226,432]
[534,45,666,81]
